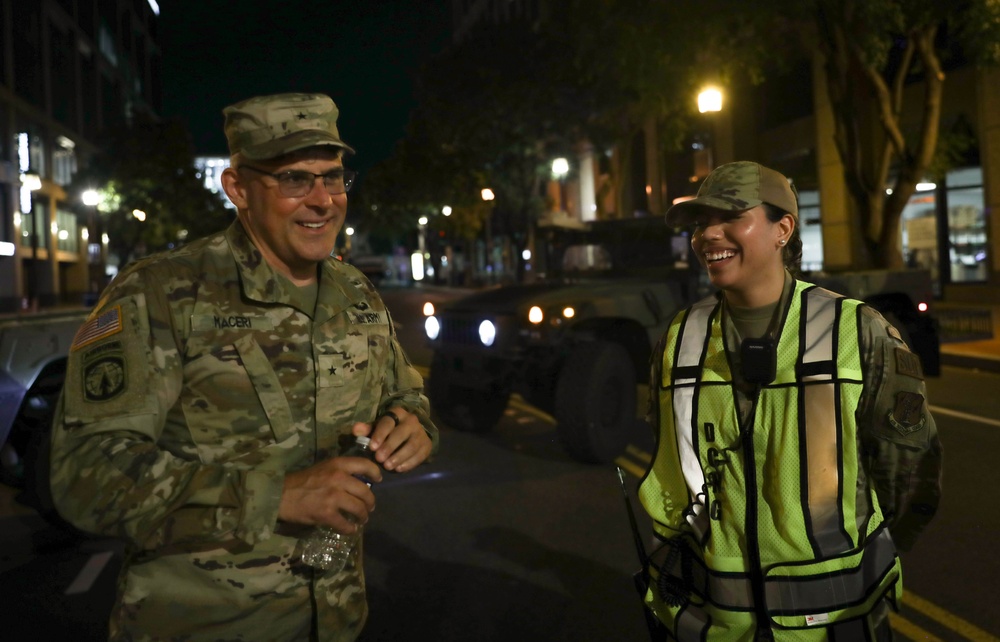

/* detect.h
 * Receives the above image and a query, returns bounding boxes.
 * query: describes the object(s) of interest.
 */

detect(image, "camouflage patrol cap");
[223,92,356,160]
[665,161,797,226]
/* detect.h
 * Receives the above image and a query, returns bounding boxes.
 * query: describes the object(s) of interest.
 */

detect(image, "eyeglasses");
[239,165,356,197]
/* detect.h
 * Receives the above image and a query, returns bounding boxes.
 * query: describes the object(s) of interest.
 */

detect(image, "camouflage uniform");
[50,220,438,641]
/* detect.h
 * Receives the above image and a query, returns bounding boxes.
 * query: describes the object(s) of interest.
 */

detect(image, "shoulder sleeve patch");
[71,306,123,351]
[894,346,923,380]
[888,391,927,436]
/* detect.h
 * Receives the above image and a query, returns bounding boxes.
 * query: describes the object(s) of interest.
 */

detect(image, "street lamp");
[697,86,723,114]
[696,86,724,175]
[481,188,496,283]
[551,158,569,214]
[441,205,452,217]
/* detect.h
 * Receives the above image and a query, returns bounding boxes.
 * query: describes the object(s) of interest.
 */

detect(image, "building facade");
[0,0,161,312]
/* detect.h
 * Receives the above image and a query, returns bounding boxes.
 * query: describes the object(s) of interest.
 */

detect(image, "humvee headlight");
[423,302,435,316]
[528,306,544,324]
[479,320,497,346]
[562,306,575,319]
[424,316,441,340]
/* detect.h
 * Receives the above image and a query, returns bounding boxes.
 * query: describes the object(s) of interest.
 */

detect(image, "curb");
[940,352,1000,374]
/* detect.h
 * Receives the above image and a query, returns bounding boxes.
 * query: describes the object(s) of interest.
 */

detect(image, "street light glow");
[346,226,355,236]
[442,205,452,216]
[418,216,428,226]
[21,173,42,191]
[82,189,101,206]
[132,209,147,222]
[481,188,495,201]
[698,87,723,113]
[552,157,569,178]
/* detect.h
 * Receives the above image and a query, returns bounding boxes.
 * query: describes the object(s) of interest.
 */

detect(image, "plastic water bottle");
[300,435,377,572]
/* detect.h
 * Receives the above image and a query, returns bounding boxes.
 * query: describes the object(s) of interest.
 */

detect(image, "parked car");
[349,255,393,285]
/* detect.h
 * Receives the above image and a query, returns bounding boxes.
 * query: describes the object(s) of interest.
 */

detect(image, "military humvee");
[423,217,708,463]
[423,216,941,465]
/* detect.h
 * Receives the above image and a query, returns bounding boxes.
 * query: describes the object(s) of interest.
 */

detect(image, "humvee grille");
[440,316,482,346]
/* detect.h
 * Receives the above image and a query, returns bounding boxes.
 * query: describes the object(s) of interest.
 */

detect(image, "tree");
[72,115,232,268]
[573,0,1000,268]
[808,0,1000,268]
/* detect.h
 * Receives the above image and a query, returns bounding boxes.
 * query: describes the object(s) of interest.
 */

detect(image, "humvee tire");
[554,341,634,463]
[428,354,510,433]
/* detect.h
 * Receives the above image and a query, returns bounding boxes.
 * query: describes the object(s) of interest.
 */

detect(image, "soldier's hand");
[353,407,432,473]
[278,456,381,531]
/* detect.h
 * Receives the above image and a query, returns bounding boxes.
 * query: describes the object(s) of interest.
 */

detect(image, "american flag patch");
[71,306,123,351]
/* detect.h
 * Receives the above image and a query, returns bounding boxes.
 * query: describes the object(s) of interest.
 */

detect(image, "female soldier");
[639,161,942,640]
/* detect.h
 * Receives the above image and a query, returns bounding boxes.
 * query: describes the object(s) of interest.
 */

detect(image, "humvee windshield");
[543,217,694,277]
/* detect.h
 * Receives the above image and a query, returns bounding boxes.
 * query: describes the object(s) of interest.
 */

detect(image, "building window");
[20,200,50,251]
[798,189,823,272]
[56,209,79,253]
[900,184,939,288]
[99,19,118,67]
[895,166,987,290]
[53,137,78,186]
[945,167,987,284]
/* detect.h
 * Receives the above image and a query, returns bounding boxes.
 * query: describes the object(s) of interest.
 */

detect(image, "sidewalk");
[940,337,1000,373]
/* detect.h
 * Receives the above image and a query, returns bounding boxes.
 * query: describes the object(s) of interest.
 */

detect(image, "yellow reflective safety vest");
[639,282,901,640]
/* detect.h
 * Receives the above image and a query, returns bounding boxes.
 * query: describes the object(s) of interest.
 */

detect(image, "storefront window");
[797,189,823,272]
[945,167,987,283]
[899,166,987,291]
[900,185,938,287]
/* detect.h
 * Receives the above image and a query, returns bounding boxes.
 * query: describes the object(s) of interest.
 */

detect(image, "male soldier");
[49,92,437,641]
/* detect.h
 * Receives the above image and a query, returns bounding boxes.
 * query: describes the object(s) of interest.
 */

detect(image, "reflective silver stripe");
[801,289,837,375]
[764,528,897,615]
[650,529,755,610]
[673,298,717,539]
[801,290,852,556]
[652,525,896,614]
[675,603,711,641]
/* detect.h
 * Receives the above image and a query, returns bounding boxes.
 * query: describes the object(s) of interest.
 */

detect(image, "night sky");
[158,0,453,177]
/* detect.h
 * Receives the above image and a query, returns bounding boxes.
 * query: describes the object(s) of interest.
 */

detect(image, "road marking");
[889,611,944,641]
[626,444,651,464]
[928,405,1000,429]
[508,394,555,423]
[615,456,646,479]
[65,550,114,595]
[903,592,1000,642]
